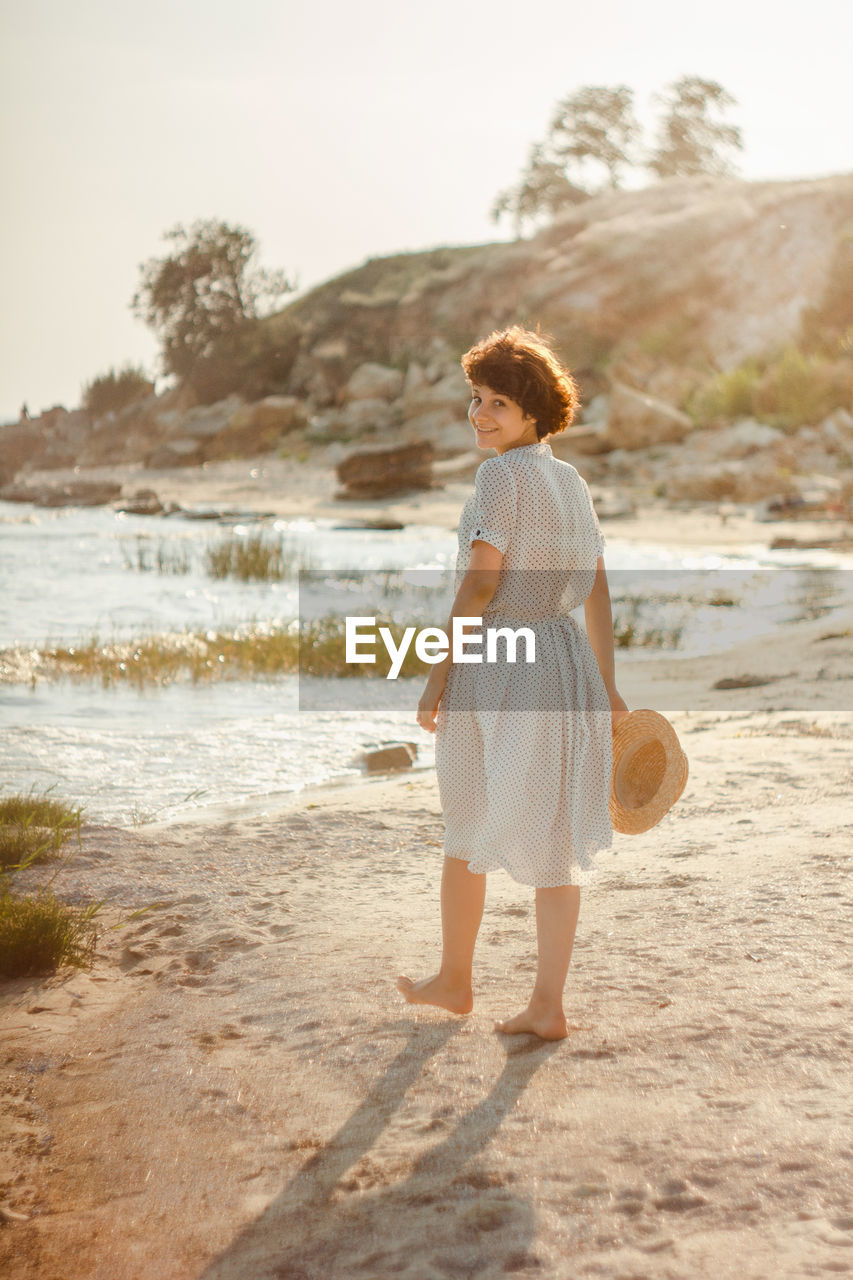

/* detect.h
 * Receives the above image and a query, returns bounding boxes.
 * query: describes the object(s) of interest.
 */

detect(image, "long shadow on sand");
[201,1018,560,1279]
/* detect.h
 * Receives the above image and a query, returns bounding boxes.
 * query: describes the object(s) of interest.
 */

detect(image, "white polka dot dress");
[435,440,613,887]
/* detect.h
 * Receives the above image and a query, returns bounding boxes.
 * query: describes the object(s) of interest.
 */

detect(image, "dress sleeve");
[470,459,516,554]
[580,476,605,558]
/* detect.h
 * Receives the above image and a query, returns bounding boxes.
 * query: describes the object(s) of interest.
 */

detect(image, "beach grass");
[0,886,100,978]
[205,531,313,581]
[0,618,426,686]
[2,606,687,688]
[0,791,83,871]
[0,791,99,979]
[122,538,193,575]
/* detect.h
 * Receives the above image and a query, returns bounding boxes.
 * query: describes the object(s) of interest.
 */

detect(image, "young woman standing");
[398,327,628,1040]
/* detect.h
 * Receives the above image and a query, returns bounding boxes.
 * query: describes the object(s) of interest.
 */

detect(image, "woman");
[397,327,628,1041]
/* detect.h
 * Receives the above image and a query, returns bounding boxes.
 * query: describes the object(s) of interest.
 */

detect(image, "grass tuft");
[0,887,99,978]
[205,532,313,582]
[122,539,192,575]
[0,792,83,870]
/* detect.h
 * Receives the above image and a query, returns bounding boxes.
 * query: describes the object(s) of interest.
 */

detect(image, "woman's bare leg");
[397,856,486,1014]
[495,885,580,1039]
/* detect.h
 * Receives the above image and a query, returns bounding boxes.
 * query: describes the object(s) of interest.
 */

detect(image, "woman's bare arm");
[584,557,629,728]
[416,540,502,732]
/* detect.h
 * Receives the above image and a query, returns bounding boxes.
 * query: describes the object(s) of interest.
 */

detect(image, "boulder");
[145,439,205,469]
[228,396,306,436]
[401,407,465,455]
[684,418,784,461]
[362,743,416,773]
[114,488,167,516]
[400,367,468,420]
[178,396,244,441]
[342,362,404,403]
[206,396,309,458]
[336,442,434,498]
[818,408,853,452]
[339,397,395,432]
[606,383,693,450]
[664,457,782,503]
[560,422,613,455]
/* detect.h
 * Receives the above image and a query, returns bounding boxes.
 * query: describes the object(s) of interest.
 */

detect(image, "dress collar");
[502,440,552,457]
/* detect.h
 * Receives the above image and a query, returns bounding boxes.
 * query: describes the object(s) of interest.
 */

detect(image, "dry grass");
[0,792,83,871]
[0,887,99,979]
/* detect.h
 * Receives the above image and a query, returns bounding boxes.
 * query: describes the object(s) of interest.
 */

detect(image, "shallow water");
[3,499,851,825]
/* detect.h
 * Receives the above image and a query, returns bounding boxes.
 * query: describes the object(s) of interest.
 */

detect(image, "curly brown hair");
[460,326,579,438]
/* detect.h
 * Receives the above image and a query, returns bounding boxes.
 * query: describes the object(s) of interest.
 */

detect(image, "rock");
[115,488,167,516]
[559,422,613,455]
[579,393,610,423]
[362,742,417,773]
[400,367,468,420]
[342,362,404,403]
[686,418,784,460]
[607,383,693,450]
[340,397,395,432]
[311,338,348,361]
[821,407,853,444]
[305,410,349,442]
[145,439,205,469]
[433,420,476,456]
[664,456,782,503]
[177,396,244,440]
[0,422,47,484]
[401,408,467,455]
[336,441,434,497]
[229,396,306,436]
[207,396,309,458]
[401,362,431,400]
[713,675,778,689]
[0,478,122,507]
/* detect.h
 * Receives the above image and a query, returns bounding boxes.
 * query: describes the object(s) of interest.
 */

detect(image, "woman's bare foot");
[396,973,473,1015]
[494,1003,568,1040]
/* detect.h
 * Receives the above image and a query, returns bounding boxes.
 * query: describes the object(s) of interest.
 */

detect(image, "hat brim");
[610,709,689,835]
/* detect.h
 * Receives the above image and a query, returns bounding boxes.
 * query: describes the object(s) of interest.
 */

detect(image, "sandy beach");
[2,571,852,1278]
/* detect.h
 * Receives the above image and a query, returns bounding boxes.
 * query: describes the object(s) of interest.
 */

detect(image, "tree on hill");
[492,76,744,231]
[647,76,743,178]
[548,85,640,190]
[83,365,153,418]
[491,143,590,234]
[492,86,639,231]
[132,220,295,403]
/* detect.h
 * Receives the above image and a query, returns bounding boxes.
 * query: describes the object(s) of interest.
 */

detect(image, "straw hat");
[610,709,688,835]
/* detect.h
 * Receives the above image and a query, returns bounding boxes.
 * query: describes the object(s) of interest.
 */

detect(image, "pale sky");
[1,0,851,422]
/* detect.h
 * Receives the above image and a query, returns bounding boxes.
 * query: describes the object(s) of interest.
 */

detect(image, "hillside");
[2,174,853,512]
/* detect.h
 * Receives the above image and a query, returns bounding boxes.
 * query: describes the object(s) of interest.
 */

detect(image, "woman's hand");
[417,673,446,734]
[609,689,629,732]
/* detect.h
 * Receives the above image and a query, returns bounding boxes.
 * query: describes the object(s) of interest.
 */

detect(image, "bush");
[752,348,853,430]
[83,365,153,418]
[689,361,761,425]
[690,348,853,430]
[0,887,99,978]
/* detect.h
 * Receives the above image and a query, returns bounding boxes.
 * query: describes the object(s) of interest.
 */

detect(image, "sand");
[18,451,853,552]
[2,598,852,1278]
[3,458,853,1276]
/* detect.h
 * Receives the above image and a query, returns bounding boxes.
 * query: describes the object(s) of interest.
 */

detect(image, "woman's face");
[468,384,539,455]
